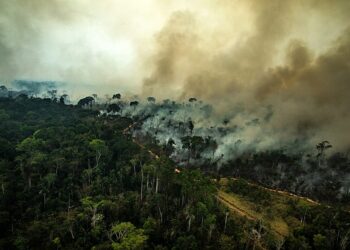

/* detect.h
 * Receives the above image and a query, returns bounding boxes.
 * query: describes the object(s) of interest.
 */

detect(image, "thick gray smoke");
[107,99,349,200]
[107,98,310,166]
[142,0,350,152]
[1,0,350,151]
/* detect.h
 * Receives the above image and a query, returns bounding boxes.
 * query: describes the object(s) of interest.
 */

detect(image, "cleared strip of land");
[217,190,289,237]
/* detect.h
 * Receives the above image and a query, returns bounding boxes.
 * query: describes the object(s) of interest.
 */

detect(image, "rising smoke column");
[1,0,350,150]
[142,0,350,151]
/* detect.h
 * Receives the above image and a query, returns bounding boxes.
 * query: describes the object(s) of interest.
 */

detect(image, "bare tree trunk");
[158,206,163,223]
[92,207,97,228]
[155,175,159,194]
[211,150,215,165]
[140,168,144,201]
[69,225,75,239]
[224,212,229,233]
[28,175,32,189]
[68,194,71,213]
[96,151,101,168]
[208,225,214,240]
[146,173,149,192]
[187,148,191,167]
[55,162,59,174]
[187,216,192,232]
[187,214,194,232]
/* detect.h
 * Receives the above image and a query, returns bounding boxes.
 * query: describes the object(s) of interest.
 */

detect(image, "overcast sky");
[1,0,350,149]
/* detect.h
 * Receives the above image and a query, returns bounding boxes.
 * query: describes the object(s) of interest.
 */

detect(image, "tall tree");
[109,222,147,250]
[316,141,332,168]
[16,137,46,188]
[89,139,108,169]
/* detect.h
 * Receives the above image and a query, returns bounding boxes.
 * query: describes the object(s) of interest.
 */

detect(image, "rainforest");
[1,0,350,249]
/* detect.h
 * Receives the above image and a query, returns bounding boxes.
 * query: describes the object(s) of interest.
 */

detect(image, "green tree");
[181,136,206,166]
[109,222,147,250]
[52,237,61,250]
[16,137,46,188]
[219,235,236,250]
[313,234,328,250]
[81,197,105,228]
[172,235,198,250]
[89,139,108,168]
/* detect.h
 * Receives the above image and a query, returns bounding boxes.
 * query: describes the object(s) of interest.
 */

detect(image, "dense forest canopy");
[4,83,350,205]
[0,94,349,249]
[1,1,350,249]
[94,92,350,204]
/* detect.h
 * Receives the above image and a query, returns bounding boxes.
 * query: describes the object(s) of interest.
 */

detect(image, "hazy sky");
[1,0,350,149]
[0,1,348,94]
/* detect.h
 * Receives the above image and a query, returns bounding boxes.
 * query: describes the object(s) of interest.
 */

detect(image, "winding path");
[121,119,329,237]
[216,192,256,221]
[123,119,322,206]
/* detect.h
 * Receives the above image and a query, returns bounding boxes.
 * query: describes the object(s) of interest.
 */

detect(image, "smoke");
[142,0,350,151]
[11,80,58,95]
[1,0,350,150]
[255,31,350,150]
[0,0,148,98]
[143,11,199,98]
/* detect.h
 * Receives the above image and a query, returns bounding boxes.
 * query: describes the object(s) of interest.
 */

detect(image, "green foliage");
[172,235,198,250]
[110,222,147,250]
[0,97,348,250]
[142,217,157,235]
[313,234,328,250]
[0,97,231,249]
[52,237,61,248]
[89,139,107,154]
[227,179,271,205]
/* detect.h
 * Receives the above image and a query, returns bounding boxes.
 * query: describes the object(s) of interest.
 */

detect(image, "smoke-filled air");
[1,0,350,152]
[2,1,350,249]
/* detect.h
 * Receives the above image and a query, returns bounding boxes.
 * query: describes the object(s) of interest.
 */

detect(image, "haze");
[1,0,350,150]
